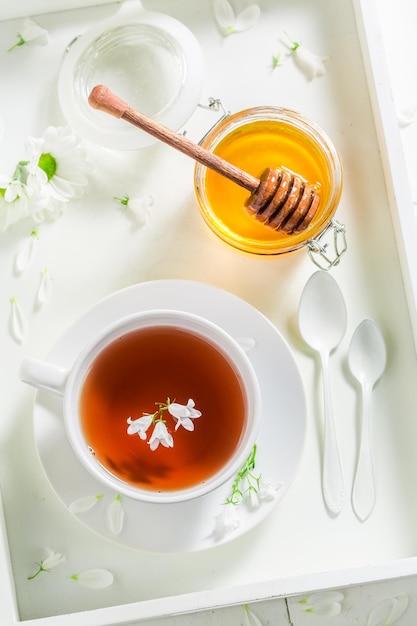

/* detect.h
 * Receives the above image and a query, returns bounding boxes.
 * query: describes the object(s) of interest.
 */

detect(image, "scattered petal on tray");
[70,568,114,589]
[213,0,260,36]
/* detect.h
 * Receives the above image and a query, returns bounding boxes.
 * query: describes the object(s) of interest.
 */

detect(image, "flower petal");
[234,5,260,32]
[293,45,328,80]
[258,476,282,501]
[42,549,66,570]
[127,414,153,437]
[398,100,417,127]
[35,267,53,307]
[71,568,114,589]
[243,604,264,626]
[305,602,341,616]
[213,0,235,29]
[107,494,125,535]
[21,18,49,46]
[305,591,344,606]
[215,502,240,536]
[9,296,29,343]
[148,421,174,449]
[14,231,39,274]
[175,417,194,431]
[69,494,103,514]
[386,594,410,623]
[367,597,395,626]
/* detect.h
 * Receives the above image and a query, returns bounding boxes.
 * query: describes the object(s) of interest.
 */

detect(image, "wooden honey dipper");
[88,85,320,234]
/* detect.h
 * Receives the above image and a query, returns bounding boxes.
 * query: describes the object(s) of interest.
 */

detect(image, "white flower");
[127,414,153,440]
[0,126,90,230]
[258,476,282,501]
[215,502,240,536]
[114,193,154,227]
[26,174,62,222]
[285,36,328,80]
[246,487,259,509]
[0,176,26,204]
[366,594,409,626]
[243,604,264,626]
[69,494,103,514]
[41,549,66,571]
[25,126,89,207]
[213,0,260,36]
[169,399,202,431]
[9,296,29,344]
[0,178,31,231]
[8,18,49,52]
[298,591,344,616]
[70,568,114,589]
[28,549,66,580]
[148,421,174,450]
[106,494,125,535]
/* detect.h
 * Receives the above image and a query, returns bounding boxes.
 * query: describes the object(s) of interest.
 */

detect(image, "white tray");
[1,0,417,623]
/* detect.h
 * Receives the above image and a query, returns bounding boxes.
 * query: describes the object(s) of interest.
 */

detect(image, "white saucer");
[33,280,306,553]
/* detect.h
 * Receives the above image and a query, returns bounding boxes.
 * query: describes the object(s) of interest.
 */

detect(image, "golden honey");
[194,107,342,255]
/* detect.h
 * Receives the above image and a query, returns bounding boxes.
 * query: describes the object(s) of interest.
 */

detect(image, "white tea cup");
[20,310,261,503]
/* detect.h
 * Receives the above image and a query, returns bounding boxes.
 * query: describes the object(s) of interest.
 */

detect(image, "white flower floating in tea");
[27,548,66,580]
[148,421,174,450]
[127,398,202,450]
[215,445,282,537]
[169,399,202,431]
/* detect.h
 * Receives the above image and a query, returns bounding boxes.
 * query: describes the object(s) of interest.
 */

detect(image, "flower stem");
[12,161,29,181]
[27,563,47,580]
[227,444,258,504]
[114,194,130,206]
[7,35,26,52]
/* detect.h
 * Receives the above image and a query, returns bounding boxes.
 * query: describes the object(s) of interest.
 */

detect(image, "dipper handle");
[88,85,260,194]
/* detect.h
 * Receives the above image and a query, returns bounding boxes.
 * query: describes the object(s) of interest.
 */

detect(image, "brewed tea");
[80,325,247,492]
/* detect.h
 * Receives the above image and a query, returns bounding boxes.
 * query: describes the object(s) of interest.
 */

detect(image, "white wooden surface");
[1,0,417,624]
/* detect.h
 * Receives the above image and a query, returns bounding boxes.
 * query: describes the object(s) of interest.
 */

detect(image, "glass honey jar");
[194,106,344,262]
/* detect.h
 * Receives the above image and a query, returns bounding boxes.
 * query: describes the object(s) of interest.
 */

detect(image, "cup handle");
[19,358,68,396]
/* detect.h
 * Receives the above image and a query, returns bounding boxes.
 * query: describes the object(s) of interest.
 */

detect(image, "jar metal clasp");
[197,98,231,143]
[307,219,347,270]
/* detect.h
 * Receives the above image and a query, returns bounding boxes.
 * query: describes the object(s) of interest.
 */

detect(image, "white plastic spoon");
[298,271,347,514]
[348,319,386,522]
